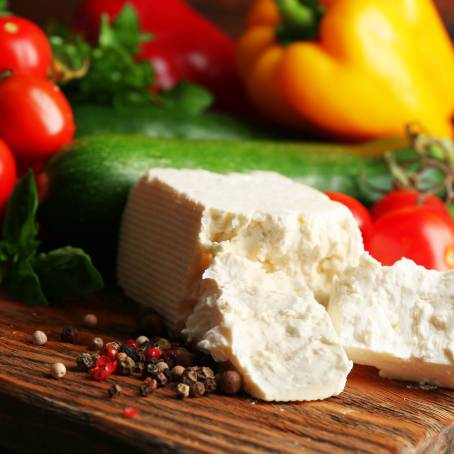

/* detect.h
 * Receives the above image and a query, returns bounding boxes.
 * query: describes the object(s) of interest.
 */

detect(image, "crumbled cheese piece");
[185,253,353,401]
[328,253,454,388]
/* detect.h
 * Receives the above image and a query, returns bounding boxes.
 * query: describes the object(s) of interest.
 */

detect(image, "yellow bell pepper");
[237,0,454,140]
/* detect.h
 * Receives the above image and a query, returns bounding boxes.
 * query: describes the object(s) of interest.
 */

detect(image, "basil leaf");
[2,172,40,257]
[7,259,48,306]
[34,247,104,302]
[159,82,214,115]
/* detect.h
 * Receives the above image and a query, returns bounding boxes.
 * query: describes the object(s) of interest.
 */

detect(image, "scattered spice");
[50,362,66,379]
[118,355,136,376]
[176,383,190,399]
[123,406,139,419]
[145,346,161,360]
[105,344,119,361]
[32,330,47,346]
[89,337,104,351]
[190,381,206,398]
[108,384,122,398]
[77,352,99,372]
[61,326,78,344]
[170,365,185,381]
[136,335,149,345]
[217,370,242,395]
[82,313,98,328]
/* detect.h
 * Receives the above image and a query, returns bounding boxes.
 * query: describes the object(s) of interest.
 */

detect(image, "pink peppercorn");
[124,339,140,349]
[145,347,161,360]
[123,406,139,419]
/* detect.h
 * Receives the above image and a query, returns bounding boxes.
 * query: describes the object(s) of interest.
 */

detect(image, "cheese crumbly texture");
[328,254,454,388]
[185,253,353,401]
[117,169,363,331]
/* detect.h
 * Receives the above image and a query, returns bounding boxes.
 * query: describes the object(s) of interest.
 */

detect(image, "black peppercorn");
[108,384,122,398]
[189,381,205,397]
[77,352,99,372]
[61,326,78,343]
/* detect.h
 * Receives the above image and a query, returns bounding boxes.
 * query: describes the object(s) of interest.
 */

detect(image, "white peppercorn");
[50,363,66,379]
[32,330,47,346]
[89,337,104,351]
[82,313,98,328]
[136,335,150,345]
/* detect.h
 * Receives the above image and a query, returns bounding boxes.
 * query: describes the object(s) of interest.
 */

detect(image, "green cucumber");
[39,134,391,275]
[73,104,288,141]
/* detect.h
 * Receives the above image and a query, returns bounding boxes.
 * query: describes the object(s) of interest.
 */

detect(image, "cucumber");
[73,104,288,141]
[39,134,391,274]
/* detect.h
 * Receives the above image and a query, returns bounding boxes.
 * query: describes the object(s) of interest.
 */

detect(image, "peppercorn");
[82,313,98,328]
[61,326,78,343]
[156,361,169,373]
[118,355,136,376]
[144,377,158,390]
[117,352,128,361]
[136,335,149,345]
[50,363,66,379]
[204,378,217,393]
[200,367,215,380]
[156,371,168,387]
[108,384,122,398]
[189,381,205,397]
[31,330,47,346]
[105,344,119,361]
[89,337,104,351]
[77,352,99,372]
[170,365,185,381]
[217,370,242,395]
[176,383,190,399]
[156,338,171,351]
[183,368,198,383]
[123,407,139,419]
[145,346,161,360]
[105,341,122,351]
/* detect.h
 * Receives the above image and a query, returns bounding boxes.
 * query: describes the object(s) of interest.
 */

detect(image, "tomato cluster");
[0,14,75,215]
[327,190,454,271]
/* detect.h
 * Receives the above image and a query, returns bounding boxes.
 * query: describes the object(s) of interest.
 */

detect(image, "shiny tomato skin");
[366,206,454,271]
[0,139,16,213]
[0,17,52,77]
[371,190,451,222]
[325,192,373,241]
[0,75,75,162]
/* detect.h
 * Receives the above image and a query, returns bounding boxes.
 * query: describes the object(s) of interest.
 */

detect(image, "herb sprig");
[0,173,103,305]
[49,4,213,112]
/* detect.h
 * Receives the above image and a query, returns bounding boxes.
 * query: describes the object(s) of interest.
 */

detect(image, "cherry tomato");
[366,206,454,271]
[0,74,75,162]
[0,139,17,215]
[325,192,373,242]
[371,189,451,222]
[0,17,52,77]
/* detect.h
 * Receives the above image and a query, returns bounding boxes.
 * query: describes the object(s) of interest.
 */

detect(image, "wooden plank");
[1,296,454,453]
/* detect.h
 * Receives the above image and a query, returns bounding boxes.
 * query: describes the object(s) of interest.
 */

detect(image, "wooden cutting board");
[1,295,454,454]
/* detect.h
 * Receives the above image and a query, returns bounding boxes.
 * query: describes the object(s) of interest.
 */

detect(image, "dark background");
[7,0,454,38]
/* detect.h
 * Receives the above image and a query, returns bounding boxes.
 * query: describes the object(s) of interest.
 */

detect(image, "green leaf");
[7,259,48,306]
[0,0,10,15]
[2,172,40,257]
[34,247,104,302]
[159,82,214,115]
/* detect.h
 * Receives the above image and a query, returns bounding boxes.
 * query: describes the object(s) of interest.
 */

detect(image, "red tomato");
[371,189,451,222]
[366,206,454,271]
[0,75,75,162]
[325,192,373,241]
[0,17,52,77]
[0,139,16,214]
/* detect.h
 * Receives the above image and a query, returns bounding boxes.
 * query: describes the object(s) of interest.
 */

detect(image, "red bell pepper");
[74,0,245,112]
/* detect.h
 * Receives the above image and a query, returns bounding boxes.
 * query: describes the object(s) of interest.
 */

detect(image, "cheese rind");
[117,169,363,331]
[328,254,454,388]
[185,253,353,402]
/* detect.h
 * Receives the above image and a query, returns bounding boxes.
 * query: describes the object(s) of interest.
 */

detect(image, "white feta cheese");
[185,253,353,401]
[117,169,362,331]
[328,254,454,388]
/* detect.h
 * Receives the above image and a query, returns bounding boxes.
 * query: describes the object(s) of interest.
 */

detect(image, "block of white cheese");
[184,253,353,401]
[328,253,454,388]
[117,169,363,332]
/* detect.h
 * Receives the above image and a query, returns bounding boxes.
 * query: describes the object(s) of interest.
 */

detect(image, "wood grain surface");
[1,296,454,453]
